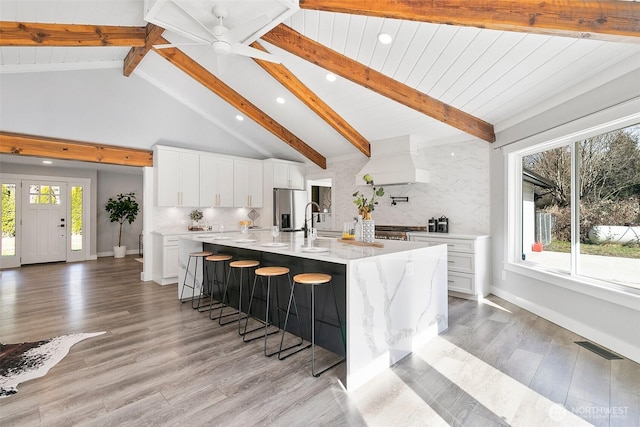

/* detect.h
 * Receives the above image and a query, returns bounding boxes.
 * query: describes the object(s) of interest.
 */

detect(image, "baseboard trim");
[97,249,140,258]
[490,286,640,364]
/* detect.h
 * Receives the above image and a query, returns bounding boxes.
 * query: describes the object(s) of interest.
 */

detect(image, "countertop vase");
[362,218,375,243]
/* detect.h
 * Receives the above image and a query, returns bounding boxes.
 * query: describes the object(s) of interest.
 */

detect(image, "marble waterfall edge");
[346,244,448,391]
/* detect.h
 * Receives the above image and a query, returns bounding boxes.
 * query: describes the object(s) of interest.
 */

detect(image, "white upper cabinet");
[268,159,305,189]
[233,159,263,208]
[199,154,234,207]
[156,147,199,207]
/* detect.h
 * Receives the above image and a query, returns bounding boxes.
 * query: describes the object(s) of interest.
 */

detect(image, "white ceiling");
[1,0,640,169]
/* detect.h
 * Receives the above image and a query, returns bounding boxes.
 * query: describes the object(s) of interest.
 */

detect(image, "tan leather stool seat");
[190,251,213,257]
[206,254,233,262]
[230,260,260,268]
[293,273,331,285]
[256,266,290,277]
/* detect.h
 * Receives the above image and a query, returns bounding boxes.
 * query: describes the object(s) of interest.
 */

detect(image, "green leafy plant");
[352,174,384,217]
[105,192,140,247]
[189,209,203,222]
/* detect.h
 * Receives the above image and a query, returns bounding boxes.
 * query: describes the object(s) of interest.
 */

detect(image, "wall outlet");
[501,270,506,281]
[406,261,414,276]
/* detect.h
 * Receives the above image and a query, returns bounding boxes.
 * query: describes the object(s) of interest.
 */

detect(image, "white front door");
[21,181,67,264]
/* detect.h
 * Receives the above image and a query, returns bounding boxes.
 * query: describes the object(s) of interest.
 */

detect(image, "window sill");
[504,261,640,311]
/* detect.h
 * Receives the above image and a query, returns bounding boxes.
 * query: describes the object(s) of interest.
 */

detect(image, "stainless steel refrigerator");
[273,189,307,231]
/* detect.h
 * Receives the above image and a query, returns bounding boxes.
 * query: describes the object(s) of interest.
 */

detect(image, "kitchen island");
[178,230,448,391]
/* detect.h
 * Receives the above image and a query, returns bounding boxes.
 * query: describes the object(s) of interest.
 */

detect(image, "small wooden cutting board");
[338,238,384,248]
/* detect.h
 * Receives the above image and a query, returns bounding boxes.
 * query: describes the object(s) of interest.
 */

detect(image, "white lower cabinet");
[153,234,190,285]
[408,233,490,299]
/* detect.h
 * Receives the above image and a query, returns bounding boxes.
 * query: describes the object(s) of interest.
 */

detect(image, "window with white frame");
[510,121,640,293]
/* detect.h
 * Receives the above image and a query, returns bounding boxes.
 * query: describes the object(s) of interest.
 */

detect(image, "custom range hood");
[356,135,429,186]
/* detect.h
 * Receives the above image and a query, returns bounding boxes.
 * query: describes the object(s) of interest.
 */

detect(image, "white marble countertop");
[182,229,436,265]
[407,231,490,239]
[153,227,265,236]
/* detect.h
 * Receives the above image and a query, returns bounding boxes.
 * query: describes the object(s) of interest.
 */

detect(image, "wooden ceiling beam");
[0,22,146,46]
[299,0,640,43]
[0,131,153,167]
[152,37,327,169]
[262,24,495,142]
[123,23,165,77]
[250,41,371,157]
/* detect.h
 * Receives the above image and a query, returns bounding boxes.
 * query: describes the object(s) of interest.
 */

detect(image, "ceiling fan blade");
[153,42,204,50]
[230,43,281,63]
[227,14,271,44]
[152,0,218,44]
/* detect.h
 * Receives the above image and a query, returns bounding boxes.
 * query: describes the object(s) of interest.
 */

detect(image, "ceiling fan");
[152,1,281,70]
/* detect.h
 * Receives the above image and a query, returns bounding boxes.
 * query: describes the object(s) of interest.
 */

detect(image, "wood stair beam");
[0,131,153,167]
[250,41,370,157]
[263,24,495,143]
[299,0,640,43]
[0,22,146,46]
[152,38,327,169]
[123,24,165,77]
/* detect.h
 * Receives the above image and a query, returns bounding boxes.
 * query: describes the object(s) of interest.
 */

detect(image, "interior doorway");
[307,177,333,231]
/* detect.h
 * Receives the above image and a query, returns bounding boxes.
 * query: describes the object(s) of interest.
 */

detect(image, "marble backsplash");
[153,206,265,232]
[325,139,490,235]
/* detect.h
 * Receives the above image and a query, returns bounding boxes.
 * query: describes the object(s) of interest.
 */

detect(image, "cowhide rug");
[0,332,105,398]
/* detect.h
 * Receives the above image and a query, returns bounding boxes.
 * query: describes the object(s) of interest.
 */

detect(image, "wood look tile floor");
[1,256,638,426]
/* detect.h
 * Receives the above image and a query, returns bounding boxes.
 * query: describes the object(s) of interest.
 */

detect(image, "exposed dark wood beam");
[251,41,371,157]
[0,131,153,167]
[299,0,640,43]
[0,22,145,46]
[123,24,165,77]
[263,24,495,143]
[152,37,327,169]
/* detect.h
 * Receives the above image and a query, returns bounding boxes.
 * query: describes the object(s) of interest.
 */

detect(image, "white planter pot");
[113,245,127,258]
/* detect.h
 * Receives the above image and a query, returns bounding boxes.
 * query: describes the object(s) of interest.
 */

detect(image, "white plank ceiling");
[1,0,639,167]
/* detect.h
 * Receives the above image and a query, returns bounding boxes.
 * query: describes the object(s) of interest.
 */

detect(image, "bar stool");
[244,266,306,357]
[195,253,232,318]
[179,250,213,309]
[291,273,345,377]
[218,260,260,333]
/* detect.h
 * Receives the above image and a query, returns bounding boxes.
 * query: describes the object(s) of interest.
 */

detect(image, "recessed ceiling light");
[378,33,393,44]
[42,160,52,164]
[235,115,244,121]
[325,73,337,82]
[276,97,285,104]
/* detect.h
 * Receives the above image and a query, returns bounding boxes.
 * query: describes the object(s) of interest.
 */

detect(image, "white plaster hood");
[356,135,429,186]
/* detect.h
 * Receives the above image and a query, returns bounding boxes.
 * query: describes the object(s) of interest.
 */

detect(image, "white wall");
[0,68,264,158]
[490,68,640,363]
[97,171,144,255]
[307,138,491,235]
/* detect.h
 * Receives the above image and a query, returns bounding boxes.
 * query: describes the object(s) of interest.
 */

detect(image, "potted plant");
[352,174,384,219]
[105,192,140,258]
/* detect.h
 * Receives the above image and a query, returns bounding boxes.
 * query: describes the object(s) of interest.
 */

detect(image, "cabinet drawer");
[410,235,475,253]
[163,236,181,246]
[443,239,475,253]
[447,272,475,294]
[448,253,474,273]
